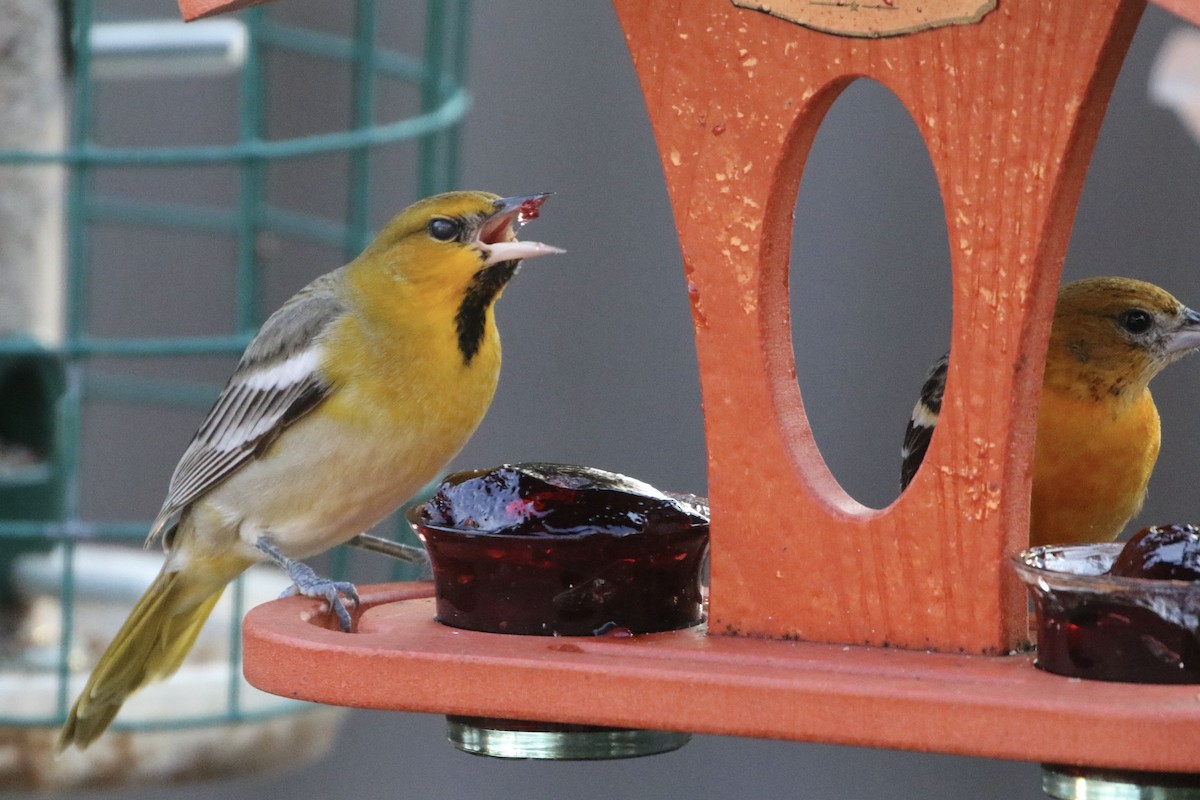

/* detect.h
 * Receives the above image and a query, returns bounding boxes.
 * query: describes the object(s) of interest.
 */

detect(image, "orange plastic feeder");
[182,0,1200,783]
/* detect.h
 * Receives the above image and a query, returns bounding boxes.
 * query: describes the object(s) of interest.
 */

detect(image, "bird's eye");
[1118,309,1154,334]
[428,218,461,242]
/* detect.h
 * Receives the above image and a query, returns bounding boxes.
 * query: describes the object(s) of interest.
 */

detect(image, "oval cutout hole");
[790,79,952,510]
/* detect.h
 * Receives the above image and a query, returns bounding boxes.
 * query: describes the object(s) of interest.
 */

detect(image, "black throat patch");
[455,260,519,364]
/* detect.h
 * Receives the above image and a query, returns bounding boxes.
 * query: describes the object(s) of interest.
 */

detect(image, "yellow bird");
[59,190,563,750]
[901,276,1200,546]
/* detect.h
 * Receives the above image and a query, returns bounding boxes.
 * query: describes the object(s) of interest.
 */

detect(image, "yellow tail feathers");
[57,564,228,751]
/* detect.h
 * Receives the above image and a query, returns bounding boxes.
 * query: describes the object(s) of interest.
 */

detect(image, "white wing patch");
[908,401,940,430]
[900,354,948,491]
[146,343,332,545]
[240,348,321,392]
[203,348,323,451]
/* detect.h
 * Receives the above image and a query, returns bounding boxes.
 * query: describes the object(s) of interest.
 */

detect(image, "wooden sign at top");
[732,0,996,38]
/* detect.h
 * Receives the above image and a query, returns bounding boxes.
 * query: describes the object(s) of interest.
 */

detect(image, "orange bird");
[901,277,1200,546]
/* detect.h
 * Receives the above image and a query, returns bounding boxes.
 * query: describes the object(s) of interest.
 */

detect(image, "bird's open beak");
[478,193,565,266]
[1166,306,1200,355]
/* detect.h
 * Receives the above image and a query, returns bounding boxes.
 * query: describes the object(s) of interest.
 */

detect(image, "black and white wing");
[146,272,346,545]
[900,353,948,491]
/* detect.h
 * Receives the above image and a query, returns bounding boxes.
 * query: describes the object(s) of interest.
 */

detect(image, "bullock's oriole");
[58,190,563,750]
[901,277,1200,546]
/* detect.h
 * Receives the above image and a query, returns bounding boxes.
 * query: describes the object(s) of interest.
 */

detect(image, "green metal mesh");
[0,0,471,730]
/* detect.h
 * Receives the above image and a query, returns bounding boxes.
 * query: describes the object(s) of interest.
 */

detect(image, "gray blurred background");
[44,1,1200,798]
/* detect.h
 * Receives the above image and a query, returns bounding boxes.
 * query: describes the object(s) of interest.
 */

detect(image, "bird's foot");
[256,538,360,632]
[279,563,360,632]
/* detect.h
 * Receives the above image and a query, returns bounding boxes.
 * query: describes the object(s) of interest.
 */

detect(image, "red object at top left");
[179,0,275,22]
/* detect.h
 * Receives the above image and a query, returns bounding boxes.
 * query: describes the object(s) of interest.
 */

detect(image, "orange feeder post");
[211,0,1200,780]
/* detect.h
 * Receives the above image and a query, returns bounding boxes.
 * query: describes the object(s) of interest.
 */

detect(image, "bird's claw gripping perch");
[279,566,360,632]
[257,538,360,631]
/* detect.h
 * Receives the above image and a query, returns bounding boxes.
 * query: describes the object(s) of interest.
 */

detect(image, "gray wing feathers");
[239,272,345,370]
[146,273,347,545]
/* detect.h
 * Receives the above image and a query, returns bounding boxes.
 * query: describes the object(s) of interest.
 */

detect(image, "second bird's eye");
[1118,309,1154,334]
[428,217,461,242]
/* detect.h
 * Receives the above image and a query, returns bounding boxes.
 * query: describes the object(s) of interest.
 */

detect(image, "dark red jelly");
[1031,591,1200,684]
[1015,540,1200,684]
[517,198,542,221]
[1108,524,1200,581]
[409,463,709,636]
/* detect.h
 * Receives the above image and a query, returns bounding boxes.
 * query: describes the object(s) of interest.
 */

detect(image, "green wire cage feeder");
[0,0,471,789]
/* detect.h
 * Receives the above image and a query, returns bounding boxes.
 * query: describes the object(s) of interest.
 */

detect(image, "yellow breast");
[321,285,500,449]
[1030,387,1160,546]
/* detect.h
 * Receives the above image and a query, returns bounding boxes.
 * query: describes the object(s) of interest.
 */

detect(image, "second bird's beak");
[478,193,565,267]
[1166,306,1200,355]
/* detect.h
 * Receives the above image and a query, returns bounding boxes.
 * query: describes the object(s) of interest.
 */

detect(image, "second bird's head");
[1050,276,1200,399]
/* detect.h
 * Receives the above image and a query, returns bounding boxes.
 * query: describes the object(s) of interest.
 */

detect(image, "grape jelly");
[1014,535,1200,684]
[408,463,709,636]
[1108,524,1200,582]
